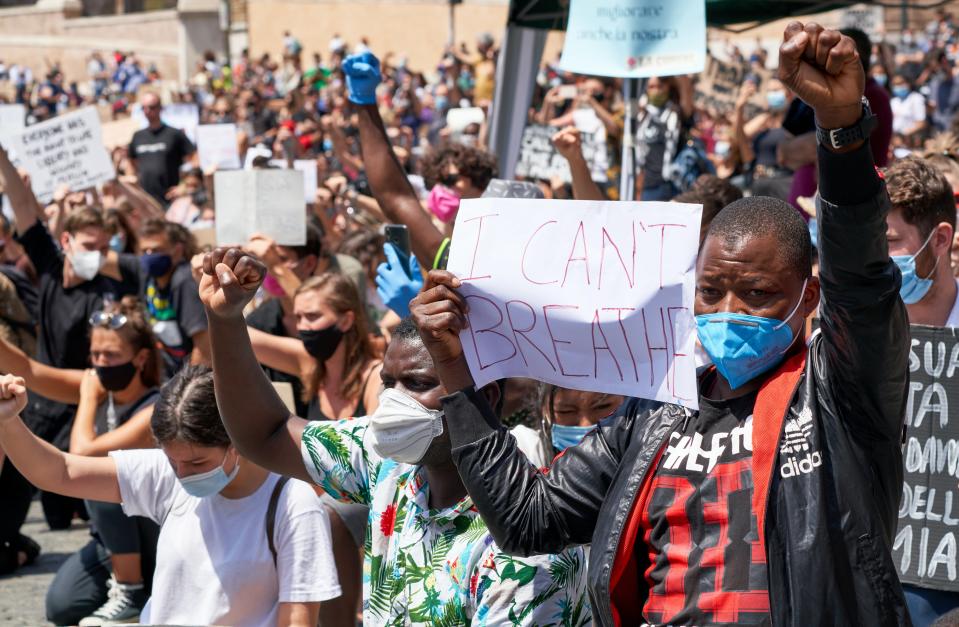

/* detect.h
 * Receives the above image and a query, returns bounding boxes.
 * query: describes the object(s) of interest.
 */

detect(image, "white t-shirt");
[946,279,959,327]
[111,449,341,627]
[891,92,927,135]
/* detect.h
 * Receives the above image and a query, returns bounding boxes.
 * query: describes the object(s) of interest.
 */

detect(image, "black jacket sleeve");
[443,388,648,556]
[816,141,909,445]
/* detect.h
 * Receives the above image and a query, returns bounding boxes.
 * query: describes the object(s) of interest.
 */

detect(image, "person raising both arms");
[411,23,911,626]
[0,366,341,627]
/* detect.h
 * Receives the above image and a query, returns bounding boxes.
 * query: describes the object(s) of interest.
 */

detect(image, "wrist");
[814,103,863,130]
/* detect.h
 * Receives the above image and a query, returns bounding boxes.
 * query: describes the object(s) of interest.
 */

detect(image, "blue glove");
[342,52,382,106]
[376,242,423,318]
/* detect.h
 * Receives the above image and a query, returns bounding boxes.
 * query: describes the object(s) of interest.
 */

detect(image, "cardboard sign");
[196,124,241,171]
[0,104,26,136]
[514,123,609,184]
[213,169,306,246]
[694,55,772,117]
[893,324,959,592]
[559,0,706,78]
[268,158,318,204]
[3,107,115,203]
[133,103,199,144]
[446,198,702,409]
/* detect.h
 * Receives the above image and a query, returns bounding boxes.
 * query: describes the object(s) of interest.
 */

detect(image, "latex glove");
[342,52,382,106]
[376,242,423,318]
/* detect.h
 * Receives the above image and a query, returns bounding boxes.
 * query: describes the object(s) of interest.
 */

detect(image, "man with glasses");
[129,93,195,206]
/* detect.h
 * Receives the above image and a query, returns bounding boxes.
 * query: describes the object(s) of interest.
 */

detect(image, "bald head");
[141,93,162,127]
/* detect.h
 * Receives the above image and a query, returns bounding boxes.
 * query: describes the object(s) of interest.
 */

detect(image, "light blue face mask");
[893,229,939,305]
[695,281,807,390]
[108,233,125,253]
[550,423,594,452]
[178,449,240,498]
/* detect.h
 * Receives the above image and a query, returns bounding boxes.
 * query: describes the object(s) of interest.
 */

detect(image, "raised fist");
[199,247,266,319]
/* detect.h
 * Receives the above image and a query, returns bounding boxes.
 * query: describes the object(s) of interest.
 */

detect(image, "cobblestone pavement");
[0,501,88,627]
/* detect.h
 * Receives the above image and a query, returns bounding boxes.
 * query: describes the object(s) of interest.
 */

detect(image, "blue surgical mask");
[695,280,807,390]
[766,90,787,111]
[178,449,240,498]
[893,85,910,99]
[874,74,888,87]
[322,138,334,153]
[893,229,939,304]
[550,423,594,452]
[808,217,818,250]
[109,233,125,253]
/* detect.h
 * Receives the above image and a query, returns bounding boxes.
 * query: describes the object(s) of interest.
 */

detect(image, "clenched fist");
[0,375,27,424]
[199,247,266,320]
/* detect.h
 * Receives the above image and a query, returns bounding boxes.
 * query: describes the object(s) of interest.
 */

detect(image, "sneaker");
[78,576,148,626]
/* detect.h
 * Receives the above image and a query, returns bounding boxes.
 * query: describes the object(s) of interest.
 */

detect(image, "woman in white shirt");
[0,366,341,627]
[891,75,928,143]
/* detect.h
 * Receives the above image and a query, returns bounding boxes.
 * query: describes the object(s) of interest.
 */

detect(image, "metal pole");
[901,0,908,32]
[619,77,643,202]
[448,1,456,48]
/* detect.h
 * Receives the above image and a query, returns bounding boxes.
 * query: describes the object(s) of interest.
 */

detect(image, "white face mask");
[68,237,102,281]
[369,388,444,464]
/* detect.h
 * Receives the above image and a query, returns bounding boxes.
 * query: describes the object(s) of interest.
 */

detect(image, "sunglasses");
[89,311,128,330]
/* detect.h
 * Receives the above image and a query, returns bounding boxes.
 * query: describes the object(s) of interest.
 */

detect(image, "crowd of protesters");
[1,12,959,627]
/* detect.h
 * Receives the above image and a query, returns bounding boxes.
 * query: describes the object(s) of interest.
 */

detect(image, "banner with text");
[3,107,114,203]
[514,123,610,184]
[894,324,959,592]
[446,198,701,409]
[559,0,706,78]
[196,124,241,171]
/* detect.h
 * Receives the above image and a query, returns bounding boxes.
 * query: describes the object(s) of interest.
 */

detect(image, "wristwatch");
[815,97,877,149]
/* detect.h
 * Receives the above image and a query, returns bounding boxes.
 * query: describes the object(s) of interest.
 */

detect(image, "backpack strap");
[266,476,291,567]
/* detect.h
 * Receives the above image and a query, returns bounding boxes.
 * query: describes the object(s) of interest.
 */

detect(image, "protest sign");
[694,55,771,117]
[213,169,306,246]
[196,124,241,171]
[268,158,318,204]
[446,198,701,409]
[514,122,610,184]
[893,324,959,592]
[559,0,706,79]
[4,107,114,203]
[132,103,199,143]
[0,104,26,136]
[841,3,885,39]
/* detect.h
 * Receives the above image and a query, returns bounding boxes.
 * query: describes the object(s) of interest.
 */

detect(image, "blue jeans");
[640,182,676,201]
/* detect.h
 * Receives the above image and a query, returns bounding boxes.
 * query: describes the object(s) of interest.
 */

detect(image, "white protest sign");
[269,158,318,204]
[133,103,199,143]
[214,169,306,246]
[559,0,706,78]
[0,104,26,136]
[447,198,701,408]
[196,124,241,171]
[4,107,115,203]
[446,107,486,133]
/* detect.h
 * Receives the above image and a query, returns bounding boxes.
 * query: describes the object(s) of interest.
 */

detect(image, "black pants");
[0,460,34,573]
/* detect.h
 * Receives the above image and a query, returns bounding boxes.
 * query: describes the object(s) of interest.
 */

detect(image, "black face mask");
[96,362,138,392]
[298,325,344,362]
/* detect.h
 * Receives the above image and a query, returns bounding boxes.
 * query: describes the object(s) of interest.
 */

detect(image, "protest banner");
[0,104,26,136]
[4,107,114,203]
[196,124,241,171]
[559,0,706,79]
[446,197,701,409]
[514,121,610,184]
[694,55,771,117]
[213,169,306,246]
[841,3,885,39]
[893,324,959,592]
[132,103,199,143]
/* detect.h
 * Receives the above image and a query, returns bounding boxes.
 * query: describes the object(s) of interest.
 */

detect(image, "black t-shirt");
[640,383,771,626]
[245,298,309,417]
[143,262,207,379]
[129,124,195,203]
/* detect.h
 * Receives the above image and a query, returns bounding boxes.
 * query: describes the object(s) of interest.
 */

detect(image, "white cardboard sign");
[4,106,115,203]
[196,124,241,171]
[213,169,306,246]
[446,198,702,409]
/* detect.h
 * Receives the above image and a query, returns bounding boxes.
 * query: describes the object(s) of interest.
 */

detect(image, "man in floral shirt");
[198,249,590,626]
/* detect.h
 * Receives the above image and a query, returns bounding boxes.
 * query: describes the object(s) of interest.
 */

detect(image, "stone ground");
[0,500,89,626]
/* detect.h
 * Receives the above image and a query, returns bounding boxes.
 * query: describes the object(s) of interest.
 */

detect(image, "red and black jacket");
[441,142,911,626]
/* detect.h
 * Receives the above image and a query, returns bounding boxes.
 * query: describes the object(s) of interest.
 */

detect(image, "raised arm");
[200,248,313,483]
[778,22,908,444]
[69,369,155,457]
[551,127,605,201]
[0,375,120,503]
[0,144,40,235]
[344,52,446,268]
[248,326,312,378]
[409,271,639,555]
[0,335,83,404]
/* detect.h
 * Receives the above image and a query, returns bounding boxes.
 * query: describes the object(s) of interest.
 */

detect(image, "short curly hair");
[421,143,499,191]
[885,156,956,237]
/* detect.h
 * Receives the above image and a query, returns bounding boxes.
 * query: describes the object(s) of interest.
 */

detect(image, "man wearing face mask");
[199,250,592,626]
[410,24,911,626]
[137,219,209,377]
[635,75,694,201]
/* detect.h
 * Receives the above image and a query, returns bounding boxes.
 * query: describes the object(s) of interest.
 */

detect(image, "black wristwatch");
[815,97,877,149]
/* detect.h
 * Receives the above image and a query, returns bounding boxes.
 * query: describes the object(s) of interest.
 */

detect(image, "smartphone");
[557,85,578,100]
[384,224,413,279]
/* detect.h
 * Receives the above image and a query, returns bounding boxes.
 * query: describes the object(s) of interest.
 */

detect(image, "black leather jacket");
[441,143,911,626]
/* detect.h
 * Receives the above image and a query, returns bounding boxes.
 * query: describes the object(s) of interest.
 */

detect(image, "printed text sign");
[446,198,701,409]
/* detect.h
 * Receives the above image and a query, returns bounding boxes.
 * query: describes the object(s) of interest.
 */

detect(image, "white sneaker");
[78,575,147,626]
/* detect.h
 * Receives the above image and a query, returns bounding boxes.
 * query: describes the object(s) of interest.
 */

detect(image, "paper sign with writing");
[694,55,772,117]
[0,104,26,136]
[196,124,241,171]
[268,158,318,204]
[446,198,701,409]
[4,107,115,203]
[559,0,706,78]
[893,324,959,592]
[133,103,199,143]
[514,123,610,185]
[213,169,306,246]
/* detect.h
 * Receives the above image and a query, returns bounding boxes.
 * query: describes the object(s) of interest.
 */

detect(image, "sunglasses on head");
[89,311,128,330]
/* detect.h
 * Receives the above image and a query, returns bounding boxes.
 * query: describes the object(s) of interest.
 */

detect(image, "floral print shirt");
[300,417,591,626]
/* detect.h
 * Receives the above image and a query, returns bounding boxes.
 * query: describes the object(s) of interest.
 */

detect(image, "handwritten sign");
[213,169,306,246]
[196,124,241,171]
[694,55,772,117]
[3,107,114,203]
[446,198,701,409]
[893,325,959,592]
[133,103,199,143]
[0,104,26,136]
[514,123,609,184]
[559,0,706,78]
